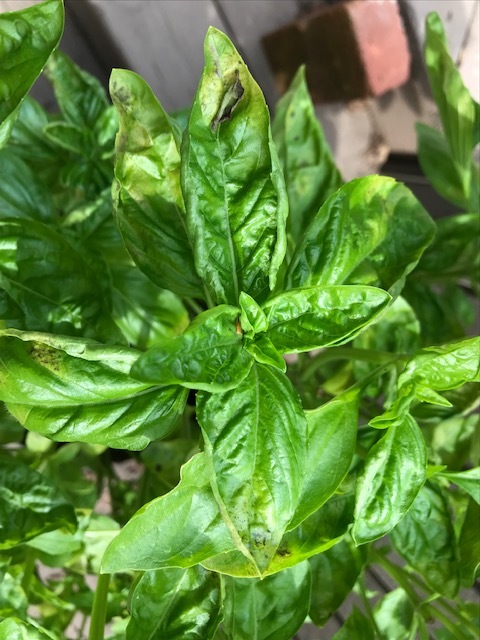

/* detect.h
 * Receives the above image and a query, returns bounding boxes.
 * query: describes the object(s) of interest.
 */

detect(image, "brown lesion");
[28,342,62,373]
[211,70,244,131]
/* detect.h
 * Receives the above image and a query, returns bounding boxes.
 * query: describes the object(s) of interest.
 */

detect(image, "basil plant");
[0,1,478,639]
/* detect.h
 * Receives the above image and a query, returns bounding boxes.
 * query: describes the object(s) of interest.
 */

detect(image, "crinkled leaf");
[0,329,187,450]
[196,363,307,574]
[272,66,342,241]
[131,306,253,391]
[126,566,221,640]
[0,0,64,135]
[289,390,359,529]
[101,454,236,573]
[309,535,367,626]
[45,50,108,129]
[182,27,287,305]
[263,285,391,354]
[286,176,435,298]
[373,588,416,640]
[0,455,76,550]
[440,467,480,504]
[353,413,427,543]
[0,218,122,343]
[221,562,311,640]
[110,68,202,297]
[391,482,460,598]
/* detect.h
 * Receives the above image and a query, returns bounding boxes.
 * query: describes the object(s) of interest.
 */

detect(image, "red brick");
[262,0,411,103]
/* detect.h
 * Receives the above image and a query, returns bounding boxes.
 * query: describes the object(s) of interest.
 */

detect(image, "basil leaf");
[43,121,90,155]
[0,149,54,221]
[0,618,56,640]
[182,27,287,305]
[239,291,268,337]
[423,13,479,212]
[221,562,311,640]
[353,413,427,543]
[0,329,187,450]
[289,390,359,529]
[458,498,480,586]
[45,50,109,129]
[246,334,286,372]
[197,363,307,574]
[272,66,342,241]
[0,456,76,550]
[268,493,354,576]
[286,176,435,298]
[0,218,122,343]
[391,483,460,598]
[126,566,221,640]
[373,588,416,640]
[110,68,202,297]
[263,285,391,354]
[0,0,64,139]
[101,454,236,573]
[440,467,480,504]
[309,535,367,627]
[131,306,253,391]
[332,607,375,640]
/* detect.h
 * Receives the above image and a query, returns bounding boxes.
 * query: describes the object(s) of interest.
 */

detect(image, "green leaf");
[43,121,90,155]
[221,562,311,640]
[458,498,480,586]
[196,363,307,574]
[0,329,187,450]
[131,306,253,391]
[182,26,288,305]
[353,413,427,543]
[272,66,342,241]
[0,149,54,221]
[110,68,202,298]
[289,390,359,529]
[126,566,221,640]
[101,454,236,573]
[286,176,435,298]
[45,50,108,129]
[440,467,480,504]
[416,123,468,209]
[391,483,460,598]
[373,588,416,640]
[263,285,391,354]
[0,217,121,342]
[245,334,286,372]
[0,455,76,550]
[332,607,375,640]
[0,618,56,640]
[0,0,64,133]
[239,291,268,337]
[424,12,479,211]
[309,535,367,626]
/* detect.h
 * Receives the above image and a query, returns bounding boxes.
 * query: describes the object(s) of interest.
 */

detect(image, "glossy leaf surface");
[182,27,287,305]
[272,66,342,241]
[0,618,55,640]
[0,329,187,450]
[390,483,460,598]
[440,467,480,504]
[353,413,427,543]
[131,306,253,391]
[0,0,64,135]
[127,566,221,640]
[110,69,202,297]
[102,454,236,573]
[221,562,311,640]
[309,535,367,626]
[289,390,358,529]
[263,285,391,354]
[373,588,416,640]
[285,176,435,297]
[0,456,76,550]
[197,363,307,574]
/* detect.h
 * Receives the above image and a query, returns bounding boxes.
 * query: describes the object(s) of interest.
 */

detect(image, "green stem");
[21,547,36,595]
[88,573,110,640]
[184,297,204,315]
[358,572,386,640]
[301,347,405,383]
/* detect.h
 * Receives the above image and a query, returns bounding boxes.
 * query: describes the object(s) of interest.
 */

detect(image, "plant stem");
[21,547,36,595]
[88,573,110,640]
[358,572,386,640]
[184,297,204,315]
